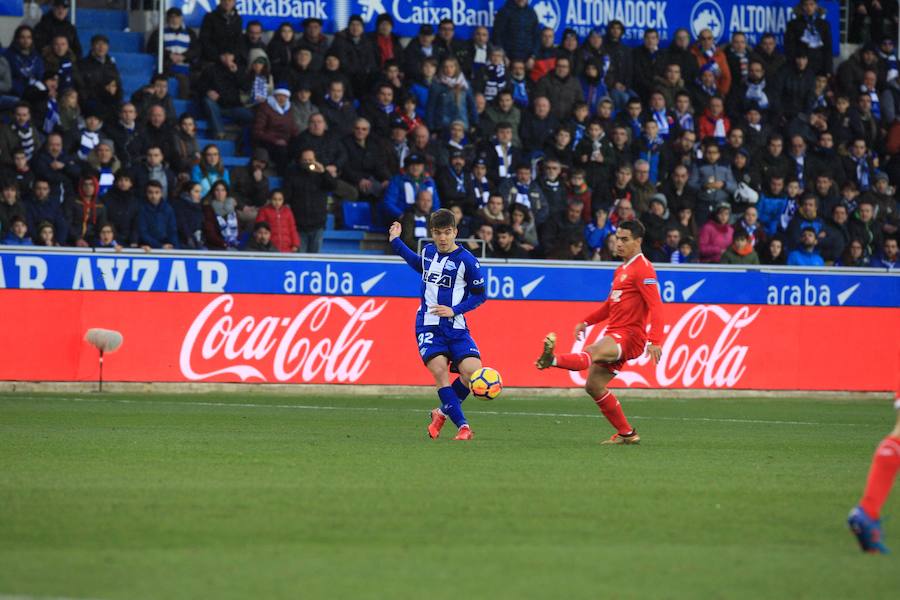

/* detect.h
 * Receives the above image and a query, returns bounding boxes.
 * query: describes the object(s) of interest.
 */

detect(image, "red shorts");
[598,331,646,373]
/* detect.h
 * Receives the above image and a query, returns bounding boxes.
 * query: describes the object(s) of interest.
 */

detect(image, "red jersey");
[583,253,665,345]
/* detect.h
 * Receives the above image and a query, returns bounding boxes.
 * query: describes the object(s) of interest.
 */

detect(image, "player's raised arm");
[389,222,424,273]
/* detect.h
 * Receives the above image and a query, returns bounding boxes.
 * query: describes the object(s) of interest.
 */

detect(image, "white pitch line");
[0,595,107,600]
[9,396,871,428]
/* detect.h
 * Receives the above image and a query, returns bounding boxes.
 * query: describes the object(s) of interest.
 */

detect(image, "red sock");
[860,436,900,520]
[594,391,633,435]
[554,352,592,371]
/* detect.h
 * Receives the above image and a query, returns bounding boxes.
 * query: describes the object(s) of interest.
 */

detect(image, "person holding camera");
[285,147,335,253]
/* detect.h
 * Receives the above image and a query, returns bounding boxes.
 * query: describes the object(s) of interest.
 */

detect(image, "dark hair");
[618,220,645,240]
[151,73,168,85]
[429,208,456,230]
[494,223,513,236]
[509,202,532,222]
[146,180,163,190]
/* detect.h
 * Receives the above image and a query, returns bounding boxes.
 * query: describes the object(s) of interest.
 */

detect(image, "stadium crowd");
[0,0,897,268]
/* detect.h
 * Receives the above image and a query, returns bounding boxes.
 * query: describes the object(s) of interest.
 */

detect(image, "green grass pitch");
[1,392,898,599]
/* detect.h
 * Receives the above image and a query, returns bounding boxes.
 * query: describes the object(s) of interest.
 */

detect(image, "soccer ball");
[470,367,503,401]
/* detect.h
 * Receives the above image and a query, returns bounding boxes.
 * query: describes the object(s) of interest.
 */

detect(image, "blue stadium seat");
[173,99,199,117]
[167,77,180,99]
[321,229,366,254]
[268,176,282,189]
[326,213,335,230]
[76,9,128,30]
[120,74,148,97]
[115,52,156,76]
[342,201,374,231]
[197,138,236,156]
[222,156,246,168]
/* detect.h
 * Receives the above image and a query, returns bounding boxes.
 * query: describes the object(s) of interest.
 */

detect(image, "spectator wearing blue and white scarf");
[785,0,833,75]
[481,48,507,104]
[77,111,104,161]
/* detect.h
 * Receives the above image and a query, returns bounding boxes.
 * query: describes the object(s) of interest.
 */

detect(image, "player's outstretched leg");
[536,333,593,370]
[585,363,639,445]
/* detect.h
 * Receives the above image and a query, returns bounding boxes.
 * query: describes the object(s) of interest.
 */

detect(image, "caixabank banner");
[172,0,840,54]
[0,290,895,390]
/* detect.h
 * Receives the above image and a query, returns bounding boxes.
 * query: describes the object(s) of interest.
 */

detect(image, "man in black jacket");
[201,50,252,139]
[104,103,144,170]
[78,35,121,105]
[318,80,357,138]
[341,118,391,201]
[34,0,81,57]
[286,148,336,253]
[102,171,140,247]
[198,0,243,65]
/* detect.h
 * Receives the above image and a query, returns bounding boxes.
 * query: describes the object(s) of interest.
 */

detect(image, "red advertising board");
[0,290,896,391]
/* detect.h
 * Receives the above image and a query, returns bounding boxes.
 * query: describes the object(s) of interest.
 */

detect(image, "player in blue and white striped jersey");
[389,208,487,441]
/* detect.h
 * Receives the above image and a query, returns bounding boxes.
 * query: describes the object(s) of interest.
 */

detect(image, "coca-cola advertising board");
[1,290,896,391]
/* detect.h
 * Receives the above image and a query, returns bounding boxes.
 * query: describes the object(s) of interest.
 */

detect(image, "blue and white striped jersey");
[391,239,486,330]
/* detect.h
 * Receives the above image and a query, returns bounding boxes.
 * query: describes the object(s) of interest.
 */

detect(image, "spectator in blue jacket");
[757,175,789,236]
[787,227,825,266]
[492,0,541,61]
[137,180,177,249]
[5,25,43,99]
[2,215,32,245]
[585,206,614,258]
[25,177,67,243]
[870,238,898,270]
[380,153,440,224]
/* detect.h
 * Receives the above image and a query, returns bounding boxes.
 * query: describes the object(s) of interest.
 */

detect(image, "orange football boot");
[453,425,473,441]
[428,408,446,439]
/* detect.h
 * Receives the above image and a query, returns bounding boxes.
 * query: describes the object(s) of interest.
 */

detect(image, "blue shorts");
[415,326,481,370]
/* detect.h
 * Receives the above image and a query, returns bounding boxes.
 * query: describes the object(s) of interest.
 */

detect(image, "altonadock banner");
[173,0,841,54]
[1,289,896,391]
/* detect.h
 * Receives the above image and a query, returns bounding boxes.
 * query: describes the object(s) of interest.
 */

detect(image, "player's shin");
[452,377,470,402]
[594,390,633,435]
[438,386,468,428]
[554,352,593,371]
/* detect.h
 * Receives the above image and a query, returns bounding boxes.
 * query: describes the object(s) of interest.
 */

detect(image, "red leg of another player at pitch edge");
[594,390,633,435]
[859,436,900,520]
[554,352,593,371]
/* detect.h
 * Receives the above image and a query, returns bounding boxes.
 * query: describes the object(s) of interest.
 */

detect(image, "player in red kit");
[535,220,664,444]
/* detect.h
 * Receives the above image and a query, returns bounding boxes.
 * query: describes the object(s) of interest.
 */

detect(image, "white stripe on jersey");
[452,261,467,329]
[423,253,446,326]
